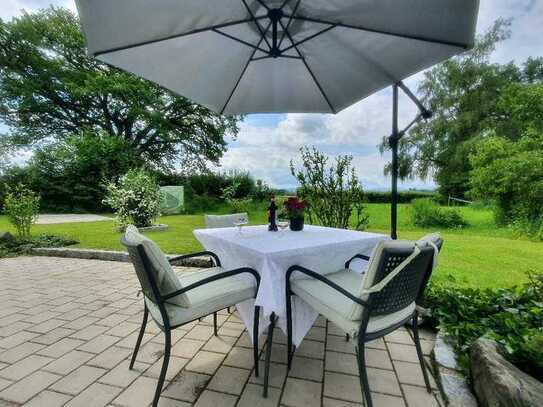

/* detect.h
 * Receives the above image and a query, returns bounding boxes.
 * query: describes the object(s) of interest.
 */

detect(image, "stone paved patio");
[0,256,444,407]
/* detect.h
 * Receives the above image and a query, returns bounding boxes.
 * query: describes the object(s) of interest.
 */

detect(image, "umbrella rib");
[288,15,470,49]
[93,17,265,57]
[241,0,272,51]
[220,21,272,114]
[278,0,301,49]
[280,24,337,53]
[279,20,336,113]
[213,28,269,54]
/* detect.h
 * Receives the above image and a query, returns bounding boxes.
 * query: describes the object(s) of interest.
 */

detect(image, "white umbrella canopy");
[75,0,479,115]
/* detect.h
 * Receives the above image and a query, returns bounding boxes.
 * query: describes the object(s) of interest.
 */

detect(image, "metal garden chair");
[285,236,441,407]
[122,226,261,407]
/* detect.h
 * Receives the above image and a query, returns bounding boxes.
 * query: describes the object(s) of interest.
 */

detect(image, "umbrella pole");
[390,84,399,240]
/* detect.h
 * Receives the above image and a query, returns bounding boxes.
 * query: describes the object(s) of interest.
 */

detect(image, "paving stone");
[144,355,188,381]
[386,343,419,363]
[171,338,205,358]
[22,390,72,407]
[163,371,210,403]
[98,360,148,388]
[194,389,237,407]
[0,377,13,391]
[185,325,215,341]
[365,348,394,370]
[77,335,120,354]
[27,318,67,334]
[296,339,325,359]
[70,324,110,341]
[63,382,121,407]
[393,360,437,389]
[202,335,237,354]
[154,396,191,407]
[306,326,326,342]
[87,346,131,369]
[0,341,45,363]
[0,370,61,404]
[31,327,75,345]
[50,365,107,395]
[324,371,363,403]
[207,365,250,395]
[218,322,244,338]
[260,343,288,364]
[288,355,324,381]
[401,384,440,407]
[115,331,154,349]
[42,350,95,375]
[104,321,140,338]
[326,351,359,375]
[249,361,287,389]
[238,383,281,407]
[326,335,356,354]
[185,350,225,375]
[323,397,362,407]
[37,337,84,358]
[282,377,322,407]
[112,375,161,407]
[0,330,39,349]
[384,329,413,345]
[0,354,53,381]
[225,346,256,369]
[367,367,402,396]
[371,393,407,407]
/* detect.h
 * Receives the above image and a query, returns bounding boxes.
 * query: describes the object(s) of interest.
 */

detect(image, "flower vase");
[289,217,304,231]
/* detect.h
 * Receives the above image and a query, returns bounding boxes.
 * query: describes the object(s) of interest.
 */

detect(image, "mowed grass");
[1,203,541,289]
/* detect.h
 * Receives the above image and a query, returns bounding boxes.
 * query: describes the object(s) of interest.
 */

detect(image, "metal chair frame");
[122,237,261,407]
[283,244,438,407]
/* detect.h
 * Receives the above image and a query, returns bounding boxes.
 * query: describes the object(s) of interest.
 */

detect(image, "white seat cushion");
[145,267,257,327]
[291,269,415,338]
[125,225,190,308]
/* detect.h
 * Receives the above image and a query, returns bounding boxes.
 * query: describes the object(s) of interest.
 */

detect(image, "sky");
[1,1,542,190]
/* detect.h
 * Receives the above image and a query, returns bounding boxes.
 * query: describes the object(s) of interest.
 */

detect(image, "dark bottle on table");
[268,195,278,231]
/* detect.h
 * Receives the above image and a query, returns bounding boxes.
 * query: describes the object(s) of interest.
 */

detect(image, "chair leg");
[412,313,432,392]
[286,293,294,370]
[263,313,276,398]
[346,333,350,342]
[356,340,373,407]
[130,305,148,370]
[213,312,218,336]
[227,306,232,313]
[152,328,171,407]
[253,305,260,377]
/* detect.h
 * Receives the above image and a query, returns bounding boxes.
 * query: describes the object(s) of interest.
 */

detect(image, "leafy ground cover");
[0,203,541,289]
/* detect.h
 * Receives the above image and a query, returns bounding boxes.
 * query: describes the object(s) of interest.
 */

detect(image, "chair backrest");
[347,240,435,321]
[416,233,443,303]
[122,226,190,308]
[205,213,249,229]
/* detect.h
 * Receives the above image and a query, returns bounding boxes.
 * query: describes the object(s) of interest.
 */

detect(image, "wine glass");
[277,218,289,236]
[233,216,248,234]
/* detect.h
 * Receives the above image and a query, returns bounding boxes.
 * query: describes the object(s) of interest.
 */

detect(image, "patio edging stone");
[432,331,478,407]
[30,247,213,267]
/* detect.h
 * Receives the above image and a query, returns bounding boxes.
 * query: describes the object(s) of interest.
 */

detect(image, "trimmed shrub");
[411,198,467,228]
[364,190,438,204]
[103,169,162,228]
[3,184,40,238]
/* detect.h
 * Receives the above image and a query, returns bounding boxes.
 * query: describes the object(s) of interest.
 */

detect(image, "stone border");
[432,331,478,406]
[30,247,213,268]
[116,224,169,232]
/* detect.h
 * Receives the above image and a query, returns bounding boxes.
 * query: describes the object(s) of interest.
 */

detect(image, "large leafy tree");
[0,7,239,170]
[381,20,543,198]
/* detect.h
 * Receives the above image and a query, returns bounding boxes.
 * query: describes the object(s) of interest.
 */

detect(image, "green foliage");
[425,273,543,381]
[0,7,239,170]
[3,184,40,238]
[252,179,272,202]
[0,233,78,258]
[221,180,252,214]
[469,129,543,239]
[103,169,162,228]
[291,147,369,230]
[410,198,467,228]
[381,19,543,199]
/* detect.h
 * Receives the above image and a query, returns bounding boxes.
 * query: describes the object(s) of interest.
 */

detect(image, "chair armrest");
[344,254,370,269]
[168,251,221,267]
[161,267,260,301]
[286,265,369,308]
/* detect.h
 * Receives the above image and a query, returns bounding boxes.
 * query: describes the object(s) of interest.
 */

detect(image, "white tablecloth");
[193,225,388,346]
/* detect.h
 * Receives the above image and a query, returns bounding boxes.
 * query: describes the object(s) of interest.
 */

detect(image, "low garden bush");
[0,234,78,258]
[103,169,162,228]
[425,273,543,382]
[411,198,467,228]
[3,184,40,238]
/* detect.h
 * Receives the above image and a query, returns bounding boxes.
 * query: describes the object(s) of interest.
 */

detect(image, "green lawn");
[1,203,541,289]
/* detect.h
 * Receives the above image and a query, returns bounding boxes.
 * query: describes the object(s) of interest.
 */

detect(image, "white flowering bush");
[103,169,161,228]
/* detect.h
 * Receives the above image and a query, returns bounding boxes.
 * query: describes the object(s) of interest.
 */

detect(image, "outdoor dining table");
[193,224,388,346]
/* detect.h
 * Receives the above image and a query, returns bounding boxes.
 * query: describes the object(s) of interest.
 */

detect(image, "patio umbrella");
[75,0,480,238]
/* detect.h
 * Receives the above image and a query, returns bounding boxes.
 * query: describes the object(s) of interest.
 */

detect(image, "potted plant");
[283,196,308,231]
